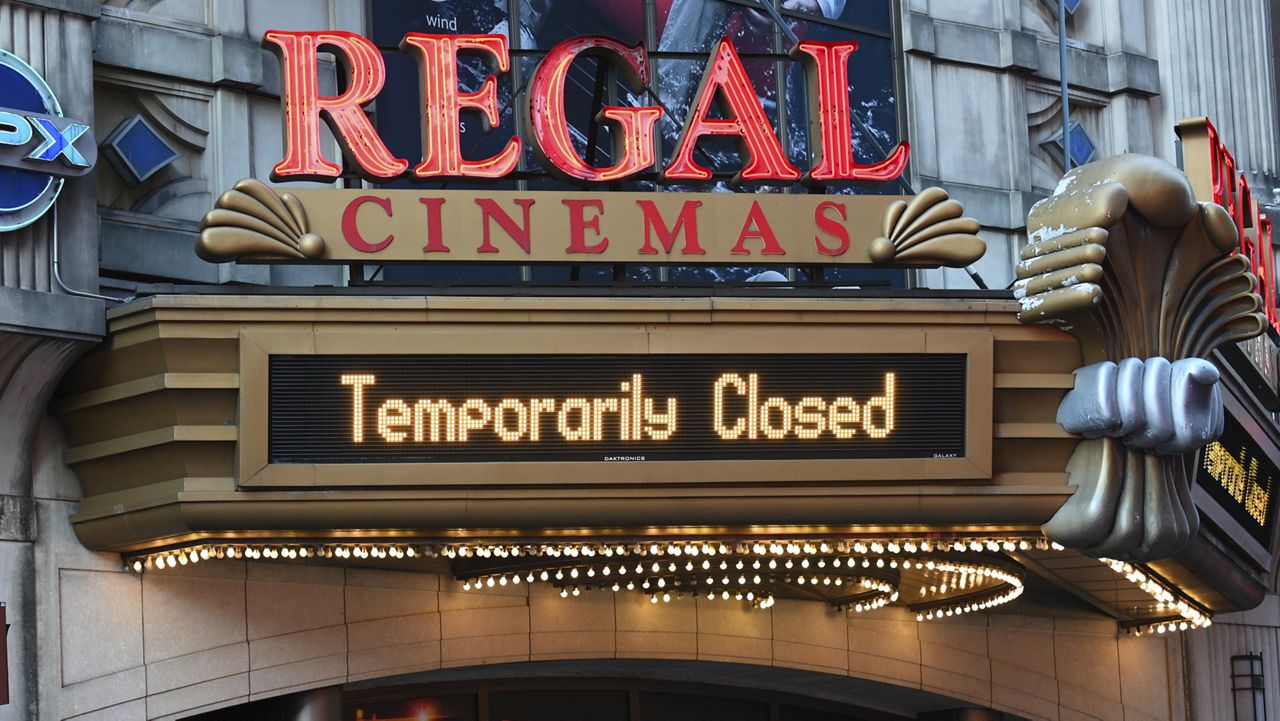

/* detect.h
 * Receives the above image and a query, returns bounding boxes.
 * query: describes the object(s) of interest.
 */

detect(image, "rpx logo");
[0,48,96,232]
[0,110,92,168]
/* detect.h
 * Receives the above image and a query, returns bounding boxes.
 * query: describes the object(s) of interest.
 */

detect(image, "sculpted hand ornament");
[1015,154,1266,561]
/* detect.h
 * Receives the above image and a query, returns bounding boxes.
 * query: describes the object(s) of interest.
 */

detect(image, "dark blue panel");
[0,62,54,210]
[0,63,47,113]
[115,119,177,180]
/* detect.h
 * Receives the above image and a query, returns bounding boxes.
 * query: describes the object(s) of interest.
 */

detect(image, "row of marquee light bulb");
[460,557,1023,622]
[121,536,1214,631]
[1101,558,1214,636]
[128,536,1051,571]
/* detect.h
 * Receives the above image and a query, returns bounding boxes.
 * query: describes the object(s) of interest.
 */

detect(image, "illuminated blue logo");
[0,48,96,232]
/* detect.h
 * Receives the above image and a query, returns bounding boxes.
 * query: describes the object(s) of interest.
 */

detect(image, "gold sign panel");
[196,179,987,267]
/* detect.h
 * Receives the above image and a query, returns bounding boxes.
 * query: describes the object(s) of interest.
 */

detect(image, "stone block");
[348,641,441,678]
[57,666,146,720]
[530,630,616,660]
[696,633,772,664]
[59,569,143,685]
[1057,681,1125,721]
[696,598,770,639]
[145,672,249,721]
[529,583,614,633]
[441,606,530,640]
[143,573,246,664]
[615,591,695,633]
[616,630,697,659]
[250,625,346,670]
[1053,631,1122,702]
[989,623,1056,677]
[246,577,343,640]
[921,666,991,706]
[345,583,438,624]
[991,659,1057,705]
[347,613,441,653]
[1117,636,1170,720]
[920,639,992,683]
[773,640,846,675]
[346,567,441,591]
[146,642,248,695]
[992,683,1059,721]
[441,633,530,667]
[848,614,921,664]
[771,599,845,649]
[848,650,922,687]
[248,654,346,696]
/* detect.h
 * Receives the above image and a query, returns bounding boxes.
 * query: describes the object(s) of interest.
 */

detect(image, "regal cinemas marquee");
[49,25,1280,719]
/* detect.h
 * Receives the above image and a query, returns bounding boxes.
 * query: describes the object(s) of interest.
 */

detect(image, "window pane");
[373,0,519,192]
[783,0,893,34]
[783,22,899,189]
[489,689,629,721]
[638,692,768,721]
[522,1,646,49]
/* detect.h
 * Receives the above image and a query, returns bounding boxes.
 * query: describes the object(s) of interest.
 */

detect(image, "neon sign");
[1177,117,1278,333]
[0,48,96,232]
[262,31,909,185]
[269,354,963,464]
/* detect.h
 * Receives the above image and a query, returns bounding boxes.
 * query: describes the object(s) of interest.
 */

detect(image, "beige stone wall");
[30,511,1187,721]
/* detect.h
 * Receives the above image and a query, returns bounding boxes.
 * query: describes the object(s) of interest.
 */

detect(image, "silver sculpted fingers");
[1056,357,1224,454]
[1159,359,1221,454]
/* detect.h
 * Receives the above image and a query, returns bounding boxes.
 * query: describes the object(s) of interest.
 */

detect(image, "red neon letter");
[794,41,909,183]
[814,201,849,256]
[636,200,704,255]
[731,201,785,255]
[1260,216,1279,330]
[419,197,449,253]
[342,195,394,252]
[662,38,801,183]
[475,198,536,253]
[263,30,407,181]
[400,34,521,179]
[563,199,608,253]
[528,36,662,183]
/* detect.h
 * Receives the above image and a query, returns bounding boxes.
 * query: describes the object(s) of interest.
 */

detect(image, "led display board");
[269,354,966,464]
[1196,411,1277,545]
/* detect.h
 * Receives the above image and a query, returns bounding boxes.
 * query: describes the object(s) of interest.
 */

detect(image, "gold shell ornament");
[1015,153,1267,561]
[196,179,325,262]
[868,187,986,267]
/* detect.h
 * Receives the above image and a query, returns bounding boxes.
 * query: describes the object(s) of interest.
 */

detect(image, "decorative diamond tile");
[101,114,179,185]
[1041,120,1096,171]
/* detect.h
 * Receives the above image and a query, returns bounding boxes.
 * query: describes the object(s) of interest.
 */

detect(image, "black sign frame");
[235,327,993,489]
[268,353,967,465]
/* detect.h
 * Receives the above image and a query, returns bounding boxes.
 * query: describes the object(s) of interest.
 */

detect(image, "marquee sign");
[1178,118,1278,333]
[269,353,966,464]
[0,48,96,232]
